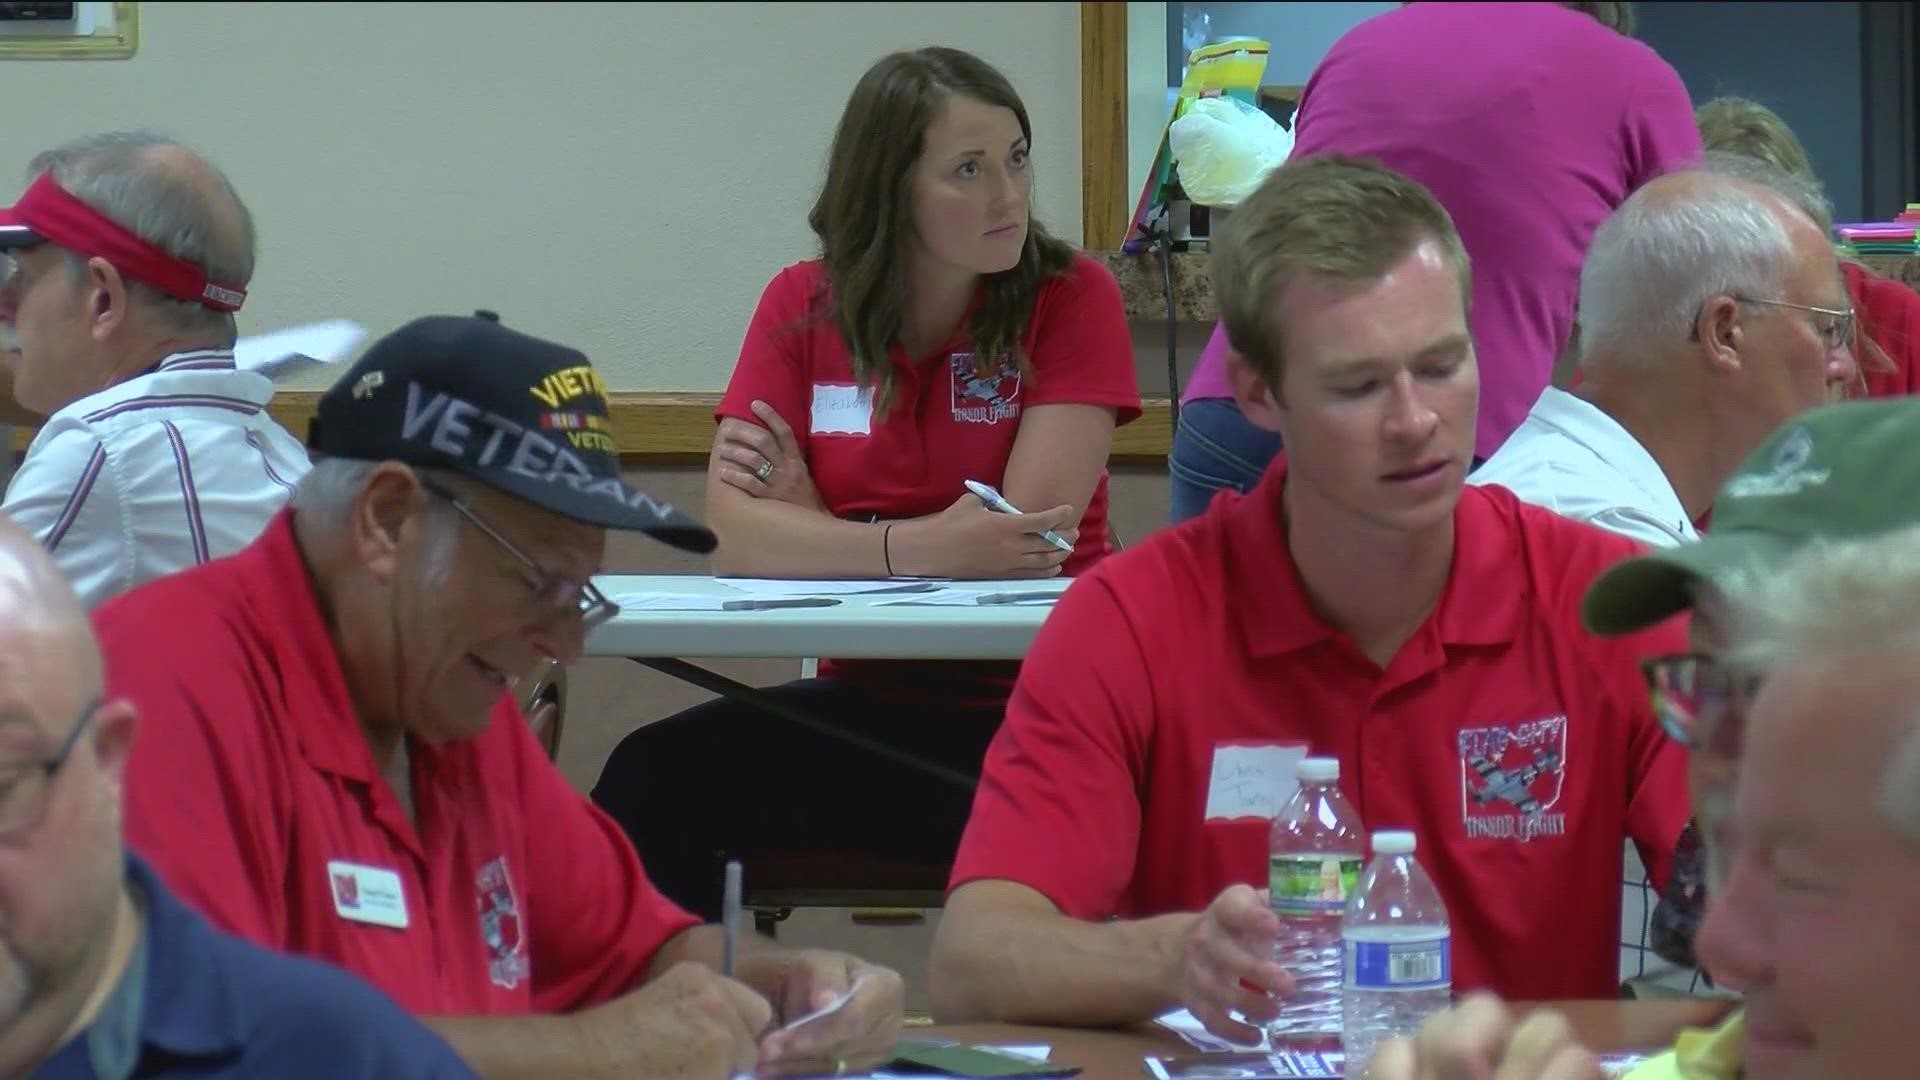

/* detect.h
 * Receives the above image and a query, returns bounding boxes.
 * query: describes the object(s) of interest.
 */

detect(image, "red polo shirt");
[720,253,1141,697]
[101,512,699,1017]
[1845,260,1920,400]
[951,461,1692,1001]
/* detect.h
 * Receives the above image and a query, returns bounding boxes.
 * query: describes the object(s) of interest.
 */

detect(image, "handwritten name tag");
[810,383,873,436]
[1204,743,1307,822]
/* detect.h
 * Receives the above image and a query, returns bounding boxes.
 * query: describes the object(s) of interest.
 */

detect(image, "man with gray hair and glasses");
[1472,151,1858,547]
[1370,397,1920,1079]
[0,130,308,608]
[96,311,904,1079]
[0,512,477,1078]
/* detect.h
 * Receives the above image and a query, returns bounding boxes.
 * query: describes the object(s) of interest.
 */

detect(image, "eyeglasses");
[418,476,620,632]
[1734,296,1857,353]
[0,699,99,839]
[1641,652,1761,762]
[0,243,45,295]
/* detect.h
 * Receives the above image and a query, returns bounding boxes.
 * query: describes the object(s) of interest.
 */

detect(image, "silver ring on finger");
[754,458,774,482]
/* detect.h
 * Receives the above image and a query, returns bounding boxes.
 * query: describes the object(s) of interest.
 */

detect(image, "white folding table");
[583,575,1065,788]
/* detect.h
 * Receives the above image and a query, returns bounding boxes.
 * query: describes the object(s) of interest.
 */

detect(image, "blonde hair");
[1210,154,1469,392]
[1559,1,1635,34]
[1696,97,1816,183]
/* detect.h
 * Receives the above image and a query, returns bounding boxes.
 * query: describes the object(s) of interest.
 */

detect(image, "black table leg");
[626,656,979,793]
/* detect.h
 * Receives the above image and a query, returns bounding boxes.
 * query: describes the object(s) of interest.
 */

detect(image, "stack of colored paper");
[1836,211,1918,256]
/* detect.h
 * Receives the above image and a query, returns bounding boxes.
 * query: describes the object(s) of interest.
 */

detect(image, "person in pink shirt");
[1170,1,1701,522]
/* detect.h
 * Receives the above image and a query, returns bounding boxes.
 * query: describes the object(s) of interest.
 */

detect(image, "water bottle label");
[1345,934,1450,991]
[1268,855,1362,916]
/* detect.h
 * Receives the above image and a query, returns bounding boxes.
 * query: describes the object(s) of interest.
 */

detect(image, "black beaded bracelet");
[883,523,896,577]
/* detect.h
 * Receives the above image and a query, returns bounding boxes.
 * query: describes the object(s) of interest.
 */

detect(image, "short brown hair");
[1696,97,1816,182]
[806,47,1073,417]
[1211,154,1469,390]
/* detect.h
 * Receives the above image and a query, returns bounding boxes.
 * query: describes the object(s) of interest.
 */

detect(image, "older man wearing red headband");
[0,131,308,607]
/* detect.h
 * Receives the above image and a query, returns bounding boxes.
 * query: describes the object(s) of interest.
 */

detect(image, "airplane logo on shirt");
[1458,715,1569,843]
[949,352,1022,425]
[1466,749,1563,816]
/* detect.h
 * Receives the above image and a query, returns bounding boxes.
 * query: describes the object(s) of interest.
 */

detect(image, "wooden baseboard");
[9,391,1176,464]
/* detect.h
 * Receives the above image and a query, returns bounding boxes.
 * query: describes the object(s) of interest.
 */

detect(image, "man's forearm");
[930,901,1197,1026]
[424,1014,598,1080]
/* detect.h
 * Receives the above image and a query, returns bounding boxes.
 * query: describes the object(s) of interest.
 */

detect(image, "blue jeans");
[1168,398,1283,524]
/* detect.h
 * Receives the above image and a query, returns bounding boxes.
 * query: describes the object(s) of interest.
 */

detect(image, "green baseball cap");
[1583,397,1920,636]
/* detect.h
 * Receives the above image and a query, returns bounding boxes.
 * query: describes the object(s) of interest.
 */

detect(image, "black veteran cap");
[308,311,716,554]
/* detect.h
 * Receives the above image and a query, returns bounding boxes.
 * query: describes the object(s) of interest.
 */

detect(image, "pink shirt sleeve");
[1180,321,1236,405]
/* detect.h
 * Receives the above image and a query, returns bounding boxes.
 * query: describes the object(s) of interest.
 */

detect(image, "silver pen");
[963,479,1073,553]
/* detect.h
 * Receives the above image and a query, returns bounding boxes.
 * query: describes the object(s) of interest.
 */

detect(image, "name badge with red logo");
[327,860,410,928]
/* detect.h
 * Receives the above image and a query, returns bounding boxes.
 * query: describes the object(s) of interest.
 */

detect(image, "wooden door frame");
[1080,1,1131,250]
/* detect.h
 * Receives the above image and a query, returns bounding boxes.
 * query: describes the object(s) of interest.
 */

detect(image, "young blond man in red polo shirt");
[930,155,1691,1043]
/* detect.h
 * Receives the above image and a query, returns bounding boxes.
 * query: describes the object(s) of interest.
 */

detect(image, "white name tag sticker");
[1204,743,1307,822]
[810,383,873,436]
[327,860,410,929]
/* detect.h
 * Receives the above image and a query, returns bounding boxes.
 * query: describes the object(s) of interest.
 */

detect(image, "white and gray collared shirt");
[3,348,312,607]
[1470,386,1698,549]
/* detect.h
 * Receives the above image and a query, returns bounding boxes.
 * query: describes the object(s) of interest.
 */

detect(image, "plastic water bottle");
[1341,830,1452,1069]
[1266,757,1365,1039]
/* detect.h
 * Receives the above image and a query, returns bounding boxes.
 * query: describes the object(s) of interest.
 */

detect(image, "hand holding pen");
[882,488,1079,579]
[964,480,1074,553]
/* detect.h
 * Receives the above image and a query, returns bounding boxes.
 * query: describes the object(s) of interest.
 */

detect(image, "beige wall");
[0,1,1085,391]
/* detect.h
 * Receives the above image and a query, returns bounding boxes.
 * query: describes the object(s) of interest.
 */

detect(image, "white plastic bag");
[1167,96,1294,209]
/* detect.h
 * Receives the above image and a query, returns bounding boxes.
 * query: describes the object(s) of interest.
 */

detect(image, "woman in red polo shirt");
[592,46,1141,919]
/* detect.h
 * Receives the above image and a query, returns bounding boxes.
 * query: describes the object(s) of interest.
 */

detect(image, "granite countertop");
[1096,249,1920,325]
[1092,248,1215,324]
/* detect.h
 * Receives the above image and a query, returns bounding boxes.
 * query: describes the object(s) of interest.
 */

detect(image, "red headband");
[0,172,246,312]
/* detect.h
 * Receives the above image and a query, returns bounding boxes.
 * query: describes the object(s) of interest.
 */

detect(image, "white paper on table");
[1155,1007,1269,1051]
[236,319,367,378]
[1144,1049,1344,1079]
[1203,744,1308,822]
[713,578,942,598]
[860,1044,1053,1079]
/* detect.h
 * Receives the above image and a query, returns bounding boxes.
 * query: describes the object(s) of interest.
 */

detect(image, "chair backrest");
[517,662,566,762]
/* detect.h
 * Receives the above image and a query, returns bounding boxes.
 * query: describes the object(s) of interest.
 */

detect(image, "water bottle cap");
[1296,756,1339,782]
[1372,830,1416,854]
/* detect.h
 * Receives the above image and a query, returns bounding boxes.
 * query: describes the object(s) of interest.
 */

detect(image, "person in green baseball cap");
[1581,396,1920,636]
[1366,395,1920,1080]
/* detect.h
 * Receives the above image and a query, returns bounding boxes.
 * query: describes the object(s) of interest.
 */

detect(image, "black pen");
[972,591,1063,606]
[720,597,843,611]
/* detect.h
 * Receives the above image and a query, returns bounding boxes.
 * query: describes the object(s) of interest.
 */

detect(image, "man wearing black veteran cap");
[1367,397,1920,1080]
[0,131,309,607]
[90,312,904,1079]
